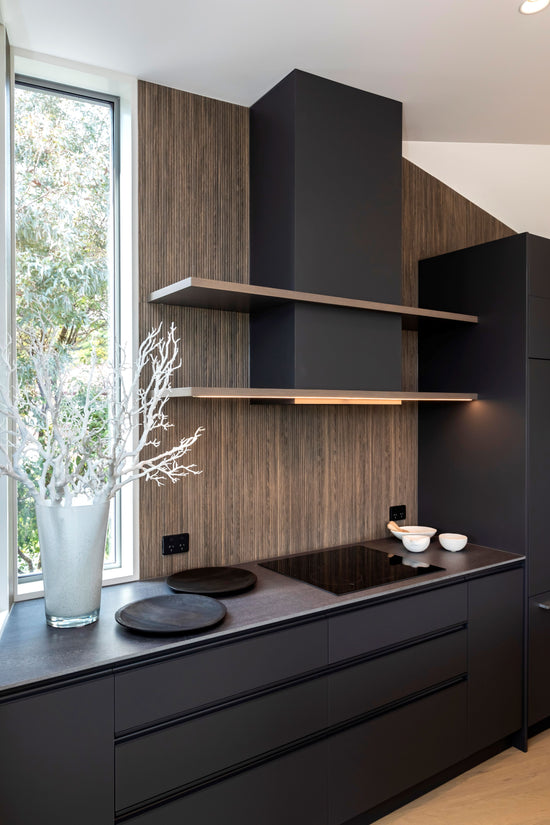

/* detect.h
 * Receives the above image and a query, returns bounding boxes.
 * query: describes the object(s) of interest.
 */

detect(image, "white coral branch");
[0,324,203,504]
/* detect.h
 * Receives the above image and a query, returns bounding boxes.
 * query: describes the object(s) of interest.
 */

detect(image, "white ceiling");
[1,0,549,144]
[403,141,550,237]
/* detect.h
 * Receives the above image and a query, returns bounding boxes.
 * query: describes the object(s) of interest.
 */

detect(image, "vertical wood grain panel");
[402,158,516,310]
[138,80,515,579]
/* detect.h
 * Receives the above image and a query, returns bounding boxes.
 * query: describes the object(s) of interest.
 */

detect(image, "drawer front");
[328,583,467,663]
[328,628,466,725]
[121,739,327,825]
[468,570,523,752]
[529,297,550,358]
[116,678,326,811]
[529,592,550,726]
[528,359,550,596]
[528,234,550,299]
[114,620,327,732]
[327,682,467,825]
[0,677,113,825]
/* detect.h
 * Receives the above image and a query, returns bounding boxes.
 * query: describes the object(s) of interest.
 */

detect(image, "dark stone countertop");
[0,537,523,698]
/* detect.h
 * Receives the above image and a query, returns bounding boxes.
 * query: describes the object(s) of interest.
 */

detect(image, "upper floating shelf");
[149,278,478,325]
[168,387,478,405]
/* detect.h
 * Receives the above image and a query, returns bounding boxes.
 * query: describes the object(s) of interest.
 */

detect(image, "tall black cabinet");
[417,232,550,727]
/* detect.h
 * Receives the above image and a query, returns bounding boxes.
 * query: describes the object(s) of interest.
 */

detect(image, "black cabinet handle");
[536,601,550,610]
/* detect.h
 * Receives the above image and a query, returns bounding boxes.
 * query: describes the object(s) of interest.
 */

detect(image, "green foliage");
[15,84,114,575]
[16,484,41,574]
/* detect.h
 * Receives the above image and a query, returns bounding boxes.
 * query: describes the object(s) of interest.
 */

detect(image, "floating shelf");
[151,279,478,403]
[149,278,478,326]
[168,387,479,405]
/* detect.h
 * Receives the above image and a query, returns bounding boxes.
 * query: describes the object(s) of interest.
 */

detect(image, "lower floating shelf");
[167,387,478,405]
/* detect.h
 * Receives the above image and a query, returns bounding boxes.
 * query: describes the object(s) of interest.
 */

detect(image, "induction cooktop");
[259,544,444,595]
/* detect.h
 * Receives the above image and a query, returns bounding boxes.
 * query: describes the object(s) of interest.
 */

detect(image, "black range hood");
[249,69,403,392]
[148,69,477,405]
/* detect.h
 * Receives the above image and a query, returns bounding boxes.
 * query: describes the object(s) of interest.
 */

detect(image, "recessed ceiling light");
[519,0,549,14]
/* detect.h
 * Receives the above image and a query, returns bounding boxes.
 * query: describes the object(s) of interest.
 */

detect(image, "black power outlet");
[389,505,406,522]
[162,533,190,556]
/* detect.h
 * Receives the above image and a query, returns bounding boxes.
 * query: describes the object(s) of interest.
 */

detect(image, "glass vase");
[36,500,110,628]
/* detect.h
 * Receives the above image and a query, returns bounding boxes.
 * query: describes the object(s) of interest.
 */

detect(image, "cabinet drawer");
[0,677,113,825]
[529,592,550,726]
[328,583,467,663]
[328,629,466,725]
[120,739,327,825]
[114,620,327,733]
[529,296,550,358]
[116,677,326,811]
[468,570,523,752]
[327,682,467,825]
[528,359,550,596]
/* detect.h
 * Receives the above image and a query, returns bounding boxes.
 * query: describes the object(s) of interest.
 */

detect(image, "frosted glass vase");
[36,500,110,628]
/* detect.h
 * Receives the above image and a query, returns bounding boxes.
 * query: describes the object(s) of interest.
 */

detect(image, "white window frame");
[4,49,139,604]
[0,25,14,632]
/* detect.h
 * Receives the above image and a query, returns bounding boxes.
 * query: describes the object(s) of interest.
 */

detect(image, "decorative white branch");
[0,324,203,505]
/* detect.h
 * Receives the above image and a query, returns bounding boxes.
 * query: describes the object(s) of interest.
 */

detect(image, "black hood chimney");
[249,69,402,391]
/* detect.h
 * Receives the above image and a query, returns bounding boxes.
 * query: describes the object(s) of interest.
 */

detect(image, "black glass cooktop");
[259,544,444,595]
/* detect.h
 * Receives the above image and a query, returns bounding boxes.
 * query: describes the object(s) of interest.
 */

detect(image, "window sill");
[15,566,138,602]
[0,608,9,638]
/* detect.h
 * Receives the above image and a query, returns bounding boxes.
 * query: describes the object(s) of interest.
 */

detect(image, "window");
[4,52,138,602]
[14,77,120,586]
[0,25,12,628]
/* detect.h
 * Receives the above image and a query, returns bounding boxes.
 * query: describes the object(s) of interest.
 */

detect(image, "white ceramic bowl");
[439,533,468,551]
[402,534,430,553]
[389,525,437,541]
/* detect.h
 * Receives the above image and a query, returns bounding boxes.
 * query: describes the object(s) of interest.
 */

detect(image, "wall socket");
[162,533,190,556]
[389,505,406,522]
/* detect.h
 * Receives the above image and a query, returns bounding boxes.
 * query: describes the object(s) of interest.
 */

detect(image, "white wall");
[402,141,550,240]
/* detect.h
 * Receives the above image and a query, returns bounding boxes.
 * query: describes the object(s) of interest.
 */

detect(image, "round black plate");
[115,594,227,635]
[167,566,257,597]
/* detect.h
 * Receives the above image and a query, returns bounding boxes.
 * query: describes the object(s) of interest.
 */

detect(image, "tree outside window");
[14,81,117,578]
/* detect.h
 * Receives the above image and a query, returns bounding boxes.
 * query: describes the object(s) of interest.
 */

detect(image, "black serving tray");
[167,566,257,597]
[115,594,227,635]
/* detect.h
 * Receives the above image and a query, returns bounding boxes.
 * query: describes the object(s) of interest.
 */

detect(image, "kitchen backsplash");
[137,79,515,579]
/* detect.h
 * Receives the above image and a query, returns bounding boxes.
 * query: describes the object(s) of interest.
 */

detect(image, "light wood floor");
[378,730,550,825]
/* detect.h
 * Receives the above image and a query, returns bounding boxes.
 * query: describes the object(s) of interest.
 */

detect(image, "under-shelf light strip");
[293,398,402,405]
[181,390,477,404]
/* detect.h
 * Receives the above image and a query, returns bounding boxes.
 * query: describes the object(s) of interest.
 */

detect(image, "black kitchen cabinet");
[327,630,467,725]
[114,619,326,733]
[0,563,523,825]
[327,682,467,825]
[528,359,550,595]
[418,232,550,728]
[123,740,329,825]
[115,677,326,812]
[468,569,523,752]
[327,582,466,662]
[115,572,520,824]
[528,592,550,726]
[0,676,113,825]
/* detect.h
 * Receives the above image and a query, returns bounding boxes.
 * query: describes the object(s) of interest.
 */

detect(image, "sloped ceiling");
[403,142,550,237]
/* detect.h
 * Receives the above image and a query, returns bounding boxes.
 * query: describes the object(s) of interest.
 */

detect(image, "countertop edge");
[0,541,524,698]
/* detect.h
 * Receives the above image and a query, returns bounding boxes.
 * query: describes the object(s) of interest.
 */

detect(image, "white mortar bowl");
[402,534,430,553]
[389,525,437,540]
[439,533,468,552]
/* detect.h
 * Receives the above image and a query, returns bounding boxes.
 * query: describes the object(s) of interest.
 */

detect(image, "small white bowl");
[439,533,468,552]
[389,525,437,541]
[402,534,430,553]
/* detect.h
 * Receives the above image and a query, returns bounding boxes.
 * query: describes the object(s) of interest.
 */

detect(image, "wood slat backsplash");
[138,79,515,579]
